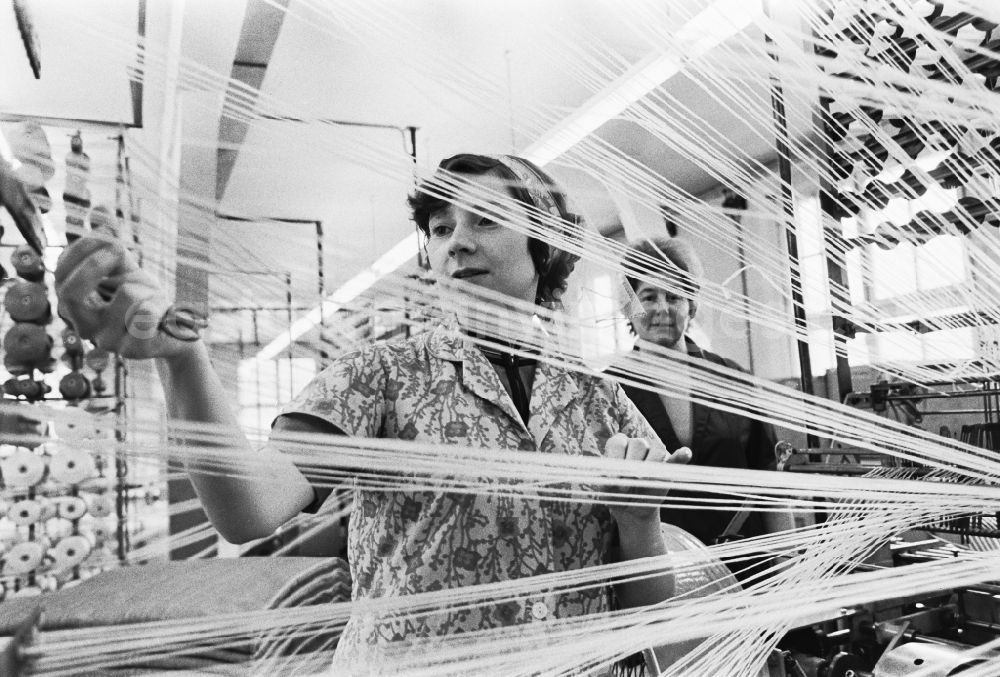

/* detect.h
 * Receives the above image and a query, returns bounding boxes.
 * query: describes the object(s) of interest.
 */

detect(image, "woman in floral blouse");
[54,153,690,671]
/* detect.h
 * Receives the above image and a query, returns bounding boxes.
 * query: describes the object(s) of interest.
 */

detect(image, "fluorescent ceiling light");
[253,0,758,360]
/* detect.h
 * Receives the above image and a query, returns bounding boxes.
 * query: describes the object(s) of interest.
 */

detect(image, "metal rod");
[766,51,813,394]
[317,221,327,362]
[114,355,129,564]
[131,0,146,128]
[886,391,1000,401]
[763,3,817,447]
[215,213,319,225]
[285,272,294,391]
[406,126,420,337]
[725,193,756,374]
[211,305,315,312]
[260,113,411,132]
[0,112,139,130]
[815,102,854,401]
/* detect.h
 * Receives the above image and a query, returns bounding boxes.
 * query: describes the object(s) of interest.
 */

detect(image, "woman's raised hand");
[54,236,205,360]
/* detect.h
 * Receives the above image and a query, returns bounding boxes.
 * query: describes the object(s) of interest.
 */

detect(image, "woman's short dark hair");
[408,153,579,306]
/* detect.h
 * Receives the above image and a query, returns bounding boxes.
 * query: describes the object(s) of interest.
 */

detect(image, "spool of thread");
[91,374,107,395]
[56,496,88,521]
[3,377,51,401]
[87,493,114,518]
[90,414,114,440]
[1,449,46,488]
[54,407,98,441]
[3,281,51,323]
[61,327,84,356]
[59,372,91,401]
[3,323,54,373]
[3,541,45,575]
[84,348,110,373]
[7,499,44,525]
[10,245,45,282]
[48,534,92,570]
[89,519,113,544]
[48,447,96,485]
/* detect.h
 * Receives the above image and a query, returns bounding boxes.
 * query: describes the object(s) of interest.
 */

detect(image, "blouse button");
[531,601,548,620]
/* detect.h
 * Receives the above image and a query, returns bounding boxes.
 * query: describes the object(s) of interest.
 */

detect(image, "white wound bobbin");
[89,413,115,440]
[48,534,93,571]
[89,519,113,545]
[2,541,45,575]
[7,498,44,526]
[54,407,98,442]
[48,446,97,485]
[1,448,46,489]
[57,495,89,521]
[88,492,114,518]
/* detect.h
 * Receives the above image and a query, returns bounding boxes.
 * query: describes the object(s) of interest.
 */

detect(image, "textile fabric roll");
[0,556,351,671]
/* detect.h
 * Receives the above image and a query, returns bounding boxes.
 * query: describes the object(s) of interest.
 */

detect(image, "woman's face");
[425,171,539,306]
[632,280,694,349]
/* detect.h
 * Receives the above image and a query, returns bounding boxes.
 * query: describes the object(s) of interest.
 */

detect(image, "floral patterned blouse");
[280,323,656,662]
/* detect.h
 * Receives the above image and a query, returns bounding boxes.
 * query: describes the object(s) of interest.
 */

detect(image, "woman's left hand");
[603,433,691,523]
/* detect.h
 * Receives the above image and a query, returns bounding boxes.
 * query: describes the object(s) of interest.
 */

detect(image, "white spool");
[89,519,114,544]
[54,407,98,441]
[2,541,44,575]
[7,499,44,525]
[48,447,97,485]
[87,493,114,518]
[56,496,89,521]
[48,534,92,571]
[90,414,115,440]
[1,449,46,488]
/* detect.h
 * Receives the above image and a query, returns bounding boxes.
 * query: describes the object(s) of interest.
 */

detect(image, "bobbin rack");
[0,238,139,600]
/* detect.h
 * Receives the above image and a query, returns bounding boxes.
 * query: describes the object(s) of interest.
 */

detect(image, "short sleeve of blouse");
[279,344,389,438]
[611,381,657,442]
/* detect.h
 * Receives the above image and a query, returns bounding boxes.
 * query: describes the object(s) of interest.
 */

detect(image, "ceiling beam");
[216,0,289,201]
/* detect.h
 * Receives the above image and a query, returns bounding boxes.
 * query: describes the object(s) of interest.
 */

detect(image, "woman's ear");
[688,300,698,321]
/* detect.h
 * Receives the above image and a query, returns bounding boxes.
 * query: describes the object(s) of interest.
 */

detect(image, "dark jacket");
[615,339,778,547]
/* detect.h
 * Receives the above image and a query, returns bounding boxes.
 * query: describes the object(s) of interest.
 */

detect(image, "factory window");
[238,358,317,439]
